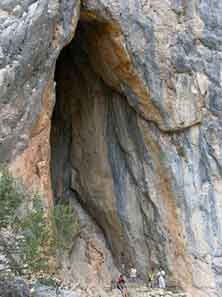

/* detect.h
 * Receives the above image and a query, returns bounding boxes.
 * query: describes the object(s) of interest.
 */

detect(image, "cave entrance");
[50,18,149,275]
[50,24,82,203]
[50,16,121,242]
[50,16,125,205]
[50,20,105,202]
[50,19,108,203]
[49,15,184,287]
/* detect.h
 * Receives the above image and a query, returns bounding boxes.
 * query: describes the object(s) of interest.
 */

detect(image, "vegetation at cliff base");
[0,168,24,228]
[0,167,79,276]
[51,203,80,251]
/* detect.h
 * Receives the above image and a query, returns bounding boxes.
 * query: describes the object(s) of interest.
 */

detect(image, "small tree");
[0,168,24,228]
[19,197,50,272]
[51,202,80,251]
[0,168,50,275]
[0,167,80,277]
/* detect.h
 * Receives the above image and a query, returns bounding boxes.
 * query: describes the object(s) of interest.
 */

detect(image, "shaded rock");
[33,284,80,297]
[0,277,30,297]
[59,199,119,294]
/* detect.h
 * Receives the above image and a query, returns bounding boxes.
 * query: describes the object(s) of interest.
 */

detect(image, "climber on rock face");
[116,274,128,297]
[156,266,166,289]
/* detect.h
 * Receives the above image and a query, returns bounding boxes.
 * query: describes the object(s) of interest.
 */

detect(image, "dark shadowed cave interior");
[50,19,170,280]
[50,20,129,269]
[49,19,147,274]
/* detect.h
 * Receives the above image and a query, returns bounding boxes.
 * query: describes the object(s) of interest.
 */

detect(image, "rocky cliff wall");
[0,1,222,297]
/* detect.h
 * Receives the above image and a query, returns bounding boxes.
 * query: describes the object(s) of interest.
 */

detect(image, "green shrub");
[0,167,80,276]
[51,202,80,251]
[0,167,24,228]
[0,168,50,274]
[19,197,50,272]
[36,275,58,287]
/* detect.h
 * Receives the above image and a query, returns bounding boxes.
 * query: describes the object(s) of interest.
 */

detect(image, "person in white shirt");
[130,267,137,282]
[156,267,166,289]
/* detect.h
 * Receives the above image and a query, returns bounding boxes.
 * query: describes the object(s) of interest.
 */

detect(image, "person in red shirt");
[116,275,128,297]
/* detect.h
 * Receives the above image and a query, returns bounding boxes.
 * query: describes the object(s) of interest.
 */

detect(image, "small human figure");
[147,267,155,288]
[121,263,126,274]
[156,267,166,289]
[120,252,126,274]
[116,274,129,297]
[130,266,137,282]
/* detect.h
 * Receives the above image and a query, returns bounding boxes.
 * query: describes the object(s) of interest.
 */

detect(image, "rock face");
[0,1,222,297]
[0,0,80,205]
[0,277,30,297]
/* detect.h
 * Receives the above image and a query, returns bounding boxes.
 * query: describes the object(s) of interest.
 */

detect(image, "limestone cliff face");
[0,1,222,297]
[0,0,80,205]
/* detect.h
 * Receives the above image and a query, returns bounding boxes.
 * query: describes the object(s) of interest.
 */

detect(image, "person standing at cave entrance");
[120,251,126,274]
[147,267,155,288]
[116,274,129,297]
[130,266,137,283]
[156,267,166,289]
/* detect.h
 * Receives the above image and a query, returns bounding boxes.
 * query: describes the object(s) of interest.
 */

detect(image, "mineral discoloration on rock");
[9,78,55,207]
[0,0,80,163]
[81,0,206,131]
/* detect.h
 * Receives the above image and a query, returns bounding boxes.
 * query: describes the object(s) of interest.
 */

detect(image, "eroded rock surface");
[0,0,80,205]
[1,1,222,297]
[0,277,30,297]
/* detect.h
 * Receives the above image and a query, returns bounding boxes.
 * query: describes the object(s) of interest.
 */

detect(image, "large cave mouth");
[50,19,139,269]
[50,20,107,203]
[50,19,111,203]
[50,16,135,204]
[50,17,124,247]
[50,23,84,204]
[47,11,192,288]
[50,19,169,277]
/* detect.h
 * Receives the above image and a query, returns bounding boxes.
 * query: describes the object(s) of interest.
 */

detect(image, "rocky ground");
[32,285,188,297]
[0,276,188,297]
[31,281,188,297]
[109,284,187,297]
